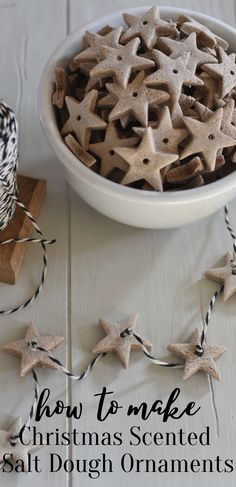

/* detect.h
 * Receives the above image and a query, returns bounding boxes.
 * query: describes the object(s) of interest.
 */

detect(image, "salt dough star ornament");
[145,50,203,112]
[3,323,64,377]
[71,27,123,68]
[115,127,178,190]
[167,329,226,381]
[90,38,155,89]
[205,252,236,302]
[160,32,216,73]
[121,6,178,50]
[133,106,188,153]
[89,121,138,177]
[61,91,107,149]
[105,71,170,127]
[92,313,152,368]
[180,108,236,171]
[0,417,41,472]
[178,15,229,50]
[203,48,236,99]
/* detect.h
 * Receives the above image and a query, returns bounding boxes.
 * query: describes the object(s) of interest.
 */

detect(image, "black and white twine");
[0,100,55,315]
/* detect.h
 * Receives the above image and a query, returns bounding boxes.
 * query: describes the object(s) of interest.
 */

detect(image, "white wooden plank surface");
[0,1,236,486]
[69,1,236,487]
[0,1,69,486]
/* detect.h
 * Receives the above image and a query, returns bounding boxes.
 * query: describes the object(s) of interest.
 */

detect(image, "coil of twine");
[0,100,55,315]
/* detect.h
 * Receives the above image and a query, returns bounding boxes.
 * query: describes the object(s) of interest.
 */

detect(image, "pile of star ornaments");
[52,6,236,191]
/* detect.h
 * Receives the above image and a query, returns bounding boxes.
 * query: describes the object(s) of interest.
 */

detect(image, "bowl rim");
[39,5,236,205]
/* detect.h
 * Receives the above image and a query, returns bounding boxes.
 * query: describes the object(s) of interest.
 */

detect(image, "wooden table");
[0,1,235,486]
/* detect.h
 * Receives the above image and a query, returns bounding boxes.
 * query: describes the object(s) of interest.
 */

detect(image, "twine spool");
[0,100,55,315]
[0,100,18,230]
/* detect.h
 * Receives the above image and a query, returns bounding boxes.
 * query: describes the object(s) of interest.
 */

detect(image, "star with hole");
[160,32,216,73]
[121,5,178,50]
[61,91,107,149]
[105,71,169,127]
[3,323,64,377]
[180,108,236,171]
[89,121,138,177]
[205,252,236,302]
[167,328,226,380]
[92,313,152,368]
[115,127,178,190]
[70,27,123,69]
[0,417,42,472]
[90,38,154,89]
[133,106,188,153]
[145,50,203,105]
[203,47,236,99]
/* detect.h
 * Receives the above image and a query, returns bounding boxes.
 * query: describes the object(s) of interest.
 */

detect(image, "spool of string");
[0,100,55,315]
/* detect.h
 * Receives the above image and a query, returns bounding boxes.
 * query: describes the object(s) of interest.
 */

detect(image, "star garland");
[0,203,235,472]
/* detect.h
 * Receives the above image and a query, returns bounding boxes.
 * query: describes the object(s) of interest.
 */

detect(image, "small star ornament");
[92,313,152,368]
[205,252,236,302]
[61,91,107,149]
[180,108,236,171]
[203,48,236,99]
[167,329,226,380]
[121,6,178,50]
[89,121,138,177]
[115,127,178,190]
[160,32,216,73]
[71,27,123,68]
[178,15,229,50]
[0,417,41,472]
[90,38,155,89]
[145,50,203,110]
[105,70,169,127]
[3,323,64,377]
[134,106,188,153]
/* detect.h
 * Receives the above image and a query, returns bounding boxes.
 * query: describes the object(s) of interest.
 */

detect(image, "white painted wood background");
[0,0,236,486]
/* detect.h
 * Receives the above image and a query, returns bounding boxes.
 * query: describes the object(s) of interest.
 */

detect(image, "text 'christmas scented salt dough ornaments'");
[52,5,236,190]
[92,313,152,369]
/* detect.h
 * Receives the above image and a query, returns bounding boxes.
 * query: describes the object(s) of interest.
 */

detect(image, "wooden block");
[0,175,46,284]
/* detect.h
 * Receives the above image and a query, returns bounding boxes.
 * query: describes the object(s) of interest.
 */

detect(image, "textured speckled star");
[121,6,178,50]
[145,50,203,106]
[92,313,152,368]
[3,323,64,377]
[167,329,226,381]
[115,127,178,190]
[203,48,236,99]
[70,27,123,69]
[180,108,236,171]
[105,71,169,127]
[205,252,236,302]
[178,15,229,50]
[133,106,188,153]
[89,121,138,177]
[90,38,155,89]
[0,417,41,472]
[160,32,216,73]
[61,91,107,149]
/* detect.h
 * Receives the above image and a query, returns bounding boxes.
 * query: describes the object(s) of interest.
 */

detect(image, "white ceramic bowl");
[39,6,236,228]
